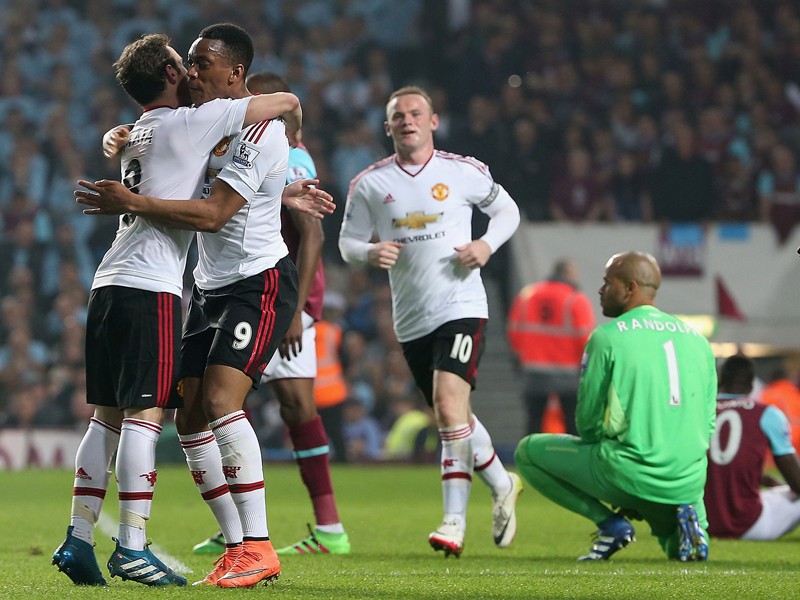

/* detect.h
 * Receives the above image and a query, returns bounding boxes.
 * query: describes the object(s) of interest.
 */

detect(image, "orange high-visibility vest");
[760,379,800,451]
[507,280,595,370]
[313,320,348,408]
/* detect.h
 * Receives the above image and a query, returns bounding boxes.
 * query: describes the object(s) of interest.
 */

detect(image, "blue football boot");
[52,526,107,586]
[578,515,636,561]
[107,538,187,586]
[676,504,709,562]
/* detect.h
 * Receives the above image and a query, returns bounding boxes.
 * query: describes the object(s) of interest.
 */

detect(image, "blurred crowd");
[4,0,800,442]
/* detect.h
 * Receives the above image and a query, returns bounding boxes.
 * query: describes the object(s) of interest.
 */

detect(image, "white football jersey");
[341,150,502,342]
[92,98,252,296]
[193,117,289,290]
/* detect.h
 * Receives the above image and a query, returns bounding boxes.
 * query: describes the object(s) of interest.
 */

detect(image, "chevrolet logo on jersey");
[392,211,443,229]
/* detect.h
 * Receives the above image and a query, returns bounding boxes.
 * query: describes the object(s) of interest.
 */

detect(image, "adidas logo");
[75,467,92,480]
[383,194,395,203]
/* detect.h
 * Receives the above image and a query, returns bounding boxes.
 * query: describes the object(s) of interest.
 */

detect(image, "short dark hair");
[387,86,434,113]
[719,354,754,394]
[246,71,290,94]
[114,33,178,107]
[199,23,254,75]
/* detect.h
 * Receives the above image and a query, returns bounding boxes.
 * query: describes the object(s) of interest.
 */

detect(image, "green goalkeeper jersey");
[577,305,717,504]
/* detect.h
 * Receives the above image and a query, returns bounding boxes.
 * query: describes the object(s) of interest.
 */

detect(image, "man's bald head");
[606,252,661,297]
[599,251,661,317]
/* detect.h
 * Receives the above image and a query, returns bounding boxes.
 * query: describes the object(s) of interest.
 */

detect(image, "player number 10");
[450,333,473,364]
[662,339,681,407]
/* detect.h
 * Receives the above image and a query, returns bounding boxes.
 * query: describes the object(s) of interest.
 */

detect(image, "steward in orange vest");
[313,320,348,409]
[507,259,595,434]
[760,370,800,452]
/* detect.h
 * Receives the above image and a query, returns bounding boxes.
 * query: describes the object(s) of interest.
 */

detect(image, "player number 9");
[232,322,252,350]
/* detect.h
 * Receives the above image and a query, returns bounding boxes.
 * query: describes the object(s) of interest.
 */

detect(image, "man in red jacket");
[507,259,595,434]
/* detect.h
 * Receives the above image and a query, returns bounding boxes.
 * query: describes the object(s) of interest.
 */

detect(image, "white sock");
[439,423,473,530]
[116,419,161,551]
[210,411,269,540]
[70,417,120,544]
[180,430,243,546]
[315,523,345,534]
[471,415,512,499]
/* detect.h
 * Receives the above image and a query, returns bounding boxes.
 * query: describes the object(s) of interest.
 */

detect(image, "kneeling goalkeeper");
[515,251,716,561]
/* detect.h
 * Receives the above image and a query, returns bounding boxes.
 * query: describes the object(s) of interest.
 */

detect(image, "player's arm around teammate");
[101,93,301,159]
[76,176,334,229]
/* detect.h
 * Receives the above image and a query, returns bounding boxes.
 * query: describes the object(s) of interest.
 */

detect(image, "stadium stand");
[3,0,800,462]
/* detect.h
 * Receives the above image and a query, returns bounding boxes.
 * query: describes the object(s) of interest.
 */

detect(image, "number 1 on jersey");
[662,339,681,406]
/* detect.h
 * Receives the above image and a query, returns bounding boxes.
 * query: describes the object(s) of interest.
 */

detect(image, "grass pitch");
[1,464,797,599]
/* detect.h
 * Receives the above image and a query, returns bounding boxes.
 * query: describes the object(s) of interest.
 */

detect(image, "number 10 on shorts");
[450,333,474,364]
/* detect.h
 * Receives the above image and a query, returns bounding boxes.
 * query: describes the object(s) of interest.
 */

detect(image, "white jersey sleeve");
[445,156,520,253]
[460,157,497,208]
[339,176,376,265]
[477,184,520,253]
[216,120,285,201]
[184,97,252,156]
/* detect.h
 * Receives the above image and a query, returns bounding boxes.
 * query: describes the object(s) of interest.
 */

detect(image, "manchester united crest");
[431,183,449,201]
[213,136,232,157]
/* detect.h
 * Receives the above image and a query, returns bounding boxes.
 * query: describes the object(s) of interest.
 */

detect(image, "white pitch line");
[97,511,193,574]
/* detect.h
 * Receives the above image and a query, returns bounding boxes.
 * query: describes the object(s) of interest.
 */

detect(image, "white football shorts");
[741,484,800,541]
[261,311,317,382]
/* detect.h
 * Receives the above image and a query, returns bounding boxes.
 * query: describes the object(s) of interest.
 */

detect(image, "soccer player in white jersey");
[75,24,331,588]
[52,33,304,588]
[338,86,523,557]
[189,71,350,558]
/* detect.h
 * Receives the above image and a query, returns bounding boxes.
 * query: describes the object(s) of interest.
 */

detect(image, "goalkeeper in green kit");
[514,251,716,561]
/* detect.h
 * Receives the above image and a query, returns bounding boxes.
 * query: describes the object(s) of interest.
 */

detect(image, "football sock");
[439,423,474,530]
[116,419,161,551]
[70,417,120,545]
[180,431,243,546]
[288,416,342,529]
[210,411,269,540]
[471,415,513,499]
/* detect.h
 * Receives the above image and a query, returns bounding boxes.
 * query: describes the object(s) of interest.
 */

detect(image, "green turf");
[1,464,797,599]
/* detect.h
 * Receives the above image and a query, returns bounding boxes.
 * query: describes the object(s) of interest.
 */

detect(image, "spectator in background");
[612,153,652,221]
[323,61,371,120]
[652,124,717,222]
[314,294,350,462]
[0,326,50,393]
[342,398,383,461]
[500,118,551,221]
[592,128,617,189]
[760,368,800,451]
[330,119,380,200]
[2,383,47,428]
[6,0,800,435]
[451,96,506,169]
[507,258,595,435]
[342,270,376,336]
[717,154,758,221]
[550,148,615,222]
[2,191,46,238]
[0,220,49,297]
[757,144,800,243]
[1,138,49,207]
[382,394,434,461]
